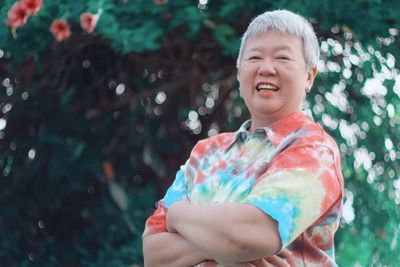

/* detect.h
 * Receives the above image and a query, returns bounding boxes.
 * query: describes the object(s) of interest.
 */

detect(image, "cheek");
[238,70,254,85]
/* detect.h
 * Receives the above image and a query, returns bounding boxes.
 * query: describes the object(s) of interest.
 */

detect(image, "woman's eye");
[277,56,290,60]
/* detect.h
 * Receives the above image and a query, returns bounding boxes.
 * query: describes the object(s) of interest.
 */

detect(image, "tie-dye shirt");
[143,111,343,267]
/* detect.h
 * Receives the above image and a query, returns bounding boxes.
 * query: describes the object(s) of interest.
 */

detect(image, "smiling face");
[238,31,317,131]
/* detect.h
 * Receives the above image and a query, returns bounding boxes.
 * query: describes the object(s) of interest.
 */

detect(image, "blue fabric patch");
[245,197,298,246]
[163,170,187,208]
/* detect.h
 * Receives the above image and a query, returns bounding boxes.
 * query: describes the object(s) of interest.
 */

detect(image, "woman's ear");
[306,67,317,91]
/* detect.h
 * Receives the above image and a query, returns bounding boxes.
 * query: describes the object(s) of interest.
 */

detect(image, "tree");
[0,0,399,266]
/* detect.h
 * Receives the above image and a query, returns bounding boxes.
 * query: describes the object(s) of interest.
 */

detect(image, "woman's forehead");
[244,32,303,52]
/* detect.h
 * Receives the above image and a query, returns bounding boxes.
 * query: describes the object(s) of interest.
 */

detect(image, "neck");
[249,117,276,133]
[249,109,302,133]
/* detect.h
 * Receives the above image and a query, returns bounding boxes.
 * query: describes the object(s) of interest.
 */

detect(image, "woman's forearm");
[143,232,208,267]
[167,202,281,262]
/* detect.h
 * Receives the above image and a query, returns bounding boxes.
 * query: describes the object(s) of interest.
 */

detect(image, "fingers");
[216,261,256,267]
[264,255,290,267]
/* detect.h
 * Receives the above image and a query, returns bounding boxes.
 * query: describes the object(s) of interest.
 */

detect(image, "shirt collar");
[230,109,314,147]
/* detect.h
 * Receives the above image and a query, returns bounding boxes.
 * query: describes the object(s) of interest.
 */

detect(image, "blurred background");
[0,0,399,266]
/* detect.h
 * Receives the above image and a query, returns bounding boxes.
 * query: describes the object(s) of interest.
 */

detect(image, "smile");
[256,83,279,92]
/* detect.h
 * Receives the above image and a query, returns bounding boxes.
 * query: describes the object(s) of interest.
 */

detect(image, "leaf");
[143,144,167,178]
[108,181,128,211]
[60,87,76,109]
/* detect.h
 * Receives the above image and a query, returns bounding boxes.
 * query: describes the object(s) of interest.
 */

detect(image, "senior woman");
[143,9,343,267]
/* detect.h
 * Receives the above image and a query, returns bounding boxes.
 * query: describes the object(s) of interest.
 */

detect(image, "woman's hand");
[261,255,290,267]
[216,255,290,267]
[214,261,256,267]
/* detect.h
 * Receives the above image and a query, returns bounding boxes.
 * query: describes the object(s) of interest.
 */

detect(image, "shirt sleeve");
[142,136,220,237]
[241,141,343,249]
[142,166,188,237]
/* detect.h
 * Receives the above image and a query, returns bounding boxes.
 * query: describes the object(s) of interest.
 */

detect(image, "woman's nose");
[257,59,276,76]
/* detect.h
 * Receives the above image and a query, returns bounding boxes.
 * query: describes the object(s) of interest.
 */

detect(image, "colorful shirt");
[143,111,343,267]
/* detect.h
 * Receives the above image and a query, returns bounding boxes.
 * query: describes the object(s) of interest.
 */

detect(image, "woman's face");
[238,31,317,126]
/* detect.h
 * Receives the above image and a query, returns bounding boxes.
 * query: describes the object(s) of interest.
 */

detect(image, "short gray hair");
[236,9,319,71]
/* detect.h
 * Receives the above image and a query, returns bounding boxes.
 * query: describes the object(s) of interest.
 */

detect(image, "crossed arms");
[143,200,287,267]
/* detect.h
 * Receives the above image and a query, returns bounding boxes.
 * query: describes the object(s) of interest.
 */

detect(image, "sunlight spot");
[21,92,29,100]
[317,59,327,73]
[82,60,91,68]
[354,147,372,171]
[233,106,242,117]
[205,97,214,109]
[154,106,162,116]
[149,73,157,83]
[207,123,220,137]
[326,61,341,72]
[322,114,338,130]
[38,220,45,229]
[155,91,166,104]
[362,78,387,97]
[0,118,6,131]
[387,104,395,118]
[389,150,396,161]
[333,42,343,55]
[198,106,207,116]
[157,70,164,79]
[394,179,400,189]
[373,116,382,126]
[108,80,117,89]
[393,75,400,97]
[320,41,329,52]
[6,87,13,96]
[349,54,360,66]
[389,28,399,36]
[387,54,395,68]
[361,121,370,131]
[187,119,201,133]
[339,120,358,147]
[28,149,36,160]
[343,68,352,79]
[2,78,10,87]
[2,103,12,113]
[188,110,198,121]
[115,83,125,95]
[342,190,355,224]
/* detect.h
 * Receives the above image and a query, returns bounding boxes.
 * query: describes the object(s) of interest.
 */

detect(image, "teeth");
[257,83,278,90]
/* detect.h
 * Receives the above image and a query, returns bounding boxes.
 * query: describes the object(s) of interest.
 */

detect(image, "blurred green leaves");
[1,0,400,266]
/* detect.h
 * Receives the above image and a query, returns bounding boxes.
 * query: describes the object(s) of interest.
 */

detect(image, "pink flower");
[21,0,42,15]
[80,12,100,33]
[49,19,71,42]
[4,2,30,30]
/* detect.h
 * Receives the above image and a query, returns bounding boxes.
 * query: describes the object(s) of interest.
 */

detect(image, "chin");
[255,106,282,116]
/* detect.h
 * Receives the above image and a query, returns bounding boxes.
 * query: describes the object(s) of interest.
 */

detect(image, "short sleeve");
[241,142,342,248]
[143,167,188,237]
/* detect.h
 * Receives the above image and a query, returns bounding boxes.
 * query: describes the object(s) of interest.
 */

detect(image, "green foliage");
[1,0,400,266]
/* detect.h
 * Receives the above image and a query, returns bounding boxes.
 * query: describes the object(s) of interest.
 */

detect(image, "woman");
[143,9,343,267]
